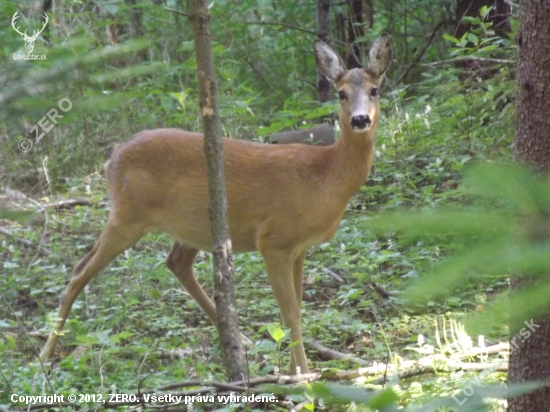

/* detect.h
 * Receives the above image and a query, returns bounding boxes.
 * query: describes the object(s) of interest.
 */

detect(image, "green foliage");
[0,209,34,224]
[367,163,550,337]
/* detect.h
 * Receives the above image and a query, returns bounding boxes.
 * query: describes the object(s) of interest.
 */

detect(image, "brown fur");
[105,128,373,253]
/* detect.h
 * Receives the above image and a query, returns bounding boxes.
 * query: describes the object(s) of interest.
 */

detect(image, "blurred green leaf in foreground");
[366,163,550,334]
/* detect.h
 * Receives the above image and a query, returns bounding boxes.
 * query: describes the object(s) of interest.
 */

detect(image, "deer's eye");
[338,90,347,100]
[370,88,379,98]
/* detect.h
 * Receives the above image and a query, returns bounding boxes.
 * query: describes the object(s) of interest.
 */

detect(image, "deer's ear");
[314,40,347,83]
[366,34,393,78]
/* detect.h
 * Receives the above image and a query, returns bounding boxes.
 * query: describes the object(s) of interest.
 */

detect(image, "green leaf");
[467,33,479,45]
[404,239,510,302]
[110,331,135,344]
[464,163,550,214]
[480,5,493,19]
[310,383,399,408]
[369,388,400,409]
[7,335,16,350]
[288,340,301,349]
[267,324,286,342]
[442,34,459,43]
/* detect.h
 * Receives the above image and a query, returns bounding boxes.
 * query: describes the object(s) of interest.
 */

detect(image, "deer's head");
[314,35,392,135]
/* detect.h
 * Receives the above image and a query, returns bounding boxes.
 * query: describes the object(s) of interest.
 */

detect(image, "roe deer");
[40,35,392,374]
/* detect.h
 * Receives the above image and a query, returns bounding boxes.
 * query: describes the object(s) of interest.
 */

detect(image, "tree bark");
[188,0,247,382]
[316,0,332,103]
[508,1,550,410]
[514,3,550,173]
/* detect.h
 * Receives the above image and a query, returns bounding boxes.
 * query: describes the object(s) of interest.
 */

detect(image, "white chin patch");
[353,125,371,133]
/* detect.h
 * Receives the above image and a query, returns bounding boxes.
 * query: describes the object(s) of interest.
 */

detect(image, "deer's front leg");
[261,248,309,374]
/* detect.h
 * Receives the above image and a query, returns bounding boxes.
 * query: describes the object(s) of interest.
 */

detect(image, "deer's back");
[105,128,348,253]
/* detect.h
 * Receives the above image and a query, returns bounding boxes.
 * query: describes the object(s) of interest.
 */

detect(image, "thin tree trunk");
[125,0,147,61]
[508,1,550,410]
[188,0,247,382]
[365,0,374,29]
[346,0,364,69]
[316,0,332,103]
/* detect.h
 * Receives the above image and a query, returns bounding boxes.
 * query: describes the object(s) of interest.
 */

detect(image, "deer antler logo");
[11,11,49,54]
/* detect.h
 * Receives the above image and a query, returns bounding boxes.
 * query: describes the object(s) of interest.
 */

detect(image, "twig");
[503,0,519,8]
[370,282,390,298]
[462,342,509,357]
[308,340,369,365]
[165,7,189,17]
[244,21,319,36]
[0,226,52,255]
[396,21,444,84]
[236,54,285,106]
[43,199,90,209]
[26,207,49,274]
[321,267,344,284]
[421,56,515,67]
[291,400,312,411]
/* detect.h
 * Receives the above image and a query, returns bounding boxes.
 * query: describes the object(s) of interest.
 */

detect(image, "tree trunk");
[40,0,52,46]
[455,0,512,39]
[188,0,247,382]
[364,0,374,29]
[514,4,550,173]
[316,0,332,103]
[335,1,365,69]
[508,1,550,410]
[125,0,147,61]
[346,0,365,69]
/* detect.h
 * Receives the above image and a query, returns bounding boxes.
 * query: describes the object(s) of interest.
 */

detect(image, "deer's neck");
[330,124,376,199]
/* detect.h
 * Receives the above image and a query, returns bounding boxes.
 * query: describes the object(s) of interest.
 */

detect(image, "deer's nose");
[351,115,371,130]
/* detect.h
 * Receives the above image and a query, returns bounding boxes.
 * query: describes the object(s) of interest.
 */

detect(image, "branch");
[321,268,345,284]
[0,226,52,255]
[43,199,91,209]
[165,7,189,17]
[421,56,515,67]
[244,21,319,37]
[215,27,285,106]
[503,0,519,8]
[25,207,49,273]
[396,21,445,84]
[309,340,369,366]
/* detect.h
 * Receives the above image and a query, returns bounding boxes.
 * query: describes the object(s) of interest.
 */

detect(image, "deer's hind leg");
[40,216,146,360]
